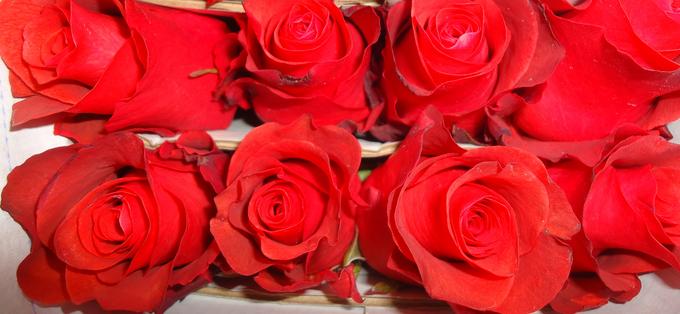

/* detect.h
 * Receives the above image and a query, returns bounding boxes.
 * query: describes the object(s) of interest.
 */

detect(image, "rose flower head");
[376,0,562,140]
[211,116,364,300]
[224,0,381,130]
[1,132,229,312]
[359,108,580,313]
[0,0,237,142]
[548,134,680,312]
[488,0,680,163]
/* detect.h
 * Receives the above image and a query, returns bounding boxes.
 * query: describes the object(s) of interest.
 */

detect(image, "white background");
[1,63,680,313]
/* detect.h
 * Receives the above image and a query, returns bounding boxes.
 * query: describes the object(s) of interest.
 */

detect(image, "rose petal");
[2,145,79,237]
[0,0,89,104]
[104,0,235,132]
[36,133,145,246]
[16,245,69,305]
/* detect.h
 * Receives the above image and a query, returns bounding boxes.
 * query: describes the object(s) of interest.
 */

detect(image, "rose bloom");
[376,0,562,139]
[0,0,236,142]
[547,134,680,312]
[358,108,579,312]
[489,0,680,161]
[1,132,229,312]
[225,0,380,129]
[210,117,363,299]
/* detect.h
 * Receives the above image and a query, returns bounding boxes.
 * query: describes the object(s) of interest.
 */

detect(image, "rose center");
[458,198,507,258]
[286,5,323,41]
[439,21,472,49]
[431,8,482,52]
[247,179,308,245]
[92,196,127,243]
[673,0,680,10]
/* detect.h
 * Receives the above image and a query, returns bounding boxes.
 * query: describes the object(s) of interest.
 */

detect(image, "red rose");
[542,0,680,70]
[0,0,236,142]
[226,0,380,128]
[211,117,363,300]
[1,132,229,312]
[376,0,562,139]
[489,1,680,161]
[359,108,579,312]
[547,135,680,312]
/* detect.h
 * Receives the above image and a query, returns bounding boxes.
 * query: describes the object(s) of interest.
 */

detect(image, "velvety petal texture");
[1,132,229,312]
[375,0,563,141]
[211,116,364,295]
[489,2,680,160]
[0,0,238,142]
[358,108,579,313]
[547,135,680,312]
[223,0,381,129]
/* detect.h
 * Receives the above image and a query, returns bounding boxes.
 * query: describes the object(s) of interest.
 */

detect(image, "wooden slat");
[195,286,449,309]
[138,0,382,12]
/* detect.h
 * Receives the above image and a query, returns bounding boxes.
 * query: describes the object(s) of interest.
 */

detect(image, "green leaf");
[366,281,400,295]
[358,169,372,181]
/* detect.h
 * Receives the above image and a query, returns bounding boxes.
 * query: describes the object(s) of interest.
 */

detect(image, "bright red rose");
[210,117,363,300]
[358,108,579,313]
[226,0,381,129]
[375,0,563,140]
[542,0,680,70]
[547,135,680,312]
[489,1,680,161]
[1,132,229,312]
[0,0,236,142]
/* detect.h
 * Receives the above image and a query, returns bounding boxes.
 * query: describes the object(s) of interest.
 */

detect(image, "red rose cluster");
[2,0,680,313]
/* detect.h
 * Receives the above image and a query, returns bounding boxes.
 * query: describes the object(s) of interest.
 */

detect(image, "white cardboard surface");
[1,63,680,313]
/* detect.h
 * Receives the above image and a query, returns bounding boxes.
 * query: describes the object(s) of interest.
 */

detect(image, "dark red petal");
[210,210,272,275]
[2,145,79,238]
[597,270,642,301]
[66,264,172,312]
[234,77,372,128]
[11,95,72,127]
[324,264,362,303]
[16,246,69,305]
[8,70,34,98]
[253,264,323,293]
[306,214,355,274]
[54,115,108,144]
[169,242,220,286]
[550,275,612,313]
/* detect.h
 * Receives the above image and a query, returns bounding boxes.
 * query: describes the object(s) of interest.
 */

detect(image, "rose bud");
[375,0,562,140]
[224,0,381,129]
[211,117,364,301]
[488,1,680,163]
[548,135,680,312]
[359,107,580,312]
[1,132,229,312]
[0,0,237,142]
